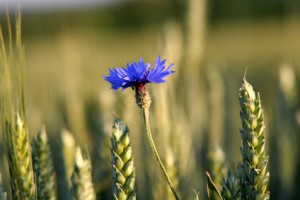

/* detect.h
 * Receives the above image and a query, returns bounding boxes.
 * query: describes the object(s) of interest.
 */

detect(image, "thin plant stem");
[142,107,180,200]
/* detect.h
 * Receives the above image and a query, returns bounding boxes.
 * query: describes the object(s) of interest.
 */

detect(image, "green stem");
[142,107,180,200]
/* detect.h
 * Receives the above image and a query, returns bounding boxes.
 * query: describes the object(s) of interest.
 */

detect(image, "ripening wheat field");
[1,1,300,200]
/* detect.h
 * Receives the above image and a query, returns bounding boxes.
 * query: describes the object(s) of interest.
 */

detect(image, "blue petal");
[103,56,174,90]
[124,58,150,83]
[126,61,143,81]
[103,67,132,90]
[147,56,174,83]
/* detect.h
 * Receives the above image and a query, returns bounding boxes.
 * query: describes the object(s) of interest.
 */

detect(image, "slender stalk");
[142,107,180,200]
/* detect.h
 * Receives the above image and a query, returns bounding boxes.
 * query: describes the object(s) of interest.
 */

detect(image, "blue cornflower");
[103,56,174,90]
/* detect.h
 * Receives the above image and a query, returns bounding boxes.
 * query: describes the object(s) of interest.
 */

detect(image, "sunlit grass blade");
[206,171,222,200]
[193,189,200,200]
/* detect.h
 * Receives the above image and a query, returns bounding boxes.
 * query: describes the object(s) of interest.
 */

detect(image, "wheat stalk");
[32,126,56,200]
[111,118,136,200]
[238,78,270,199]
[70,147,96,200]
[276,64,298,198]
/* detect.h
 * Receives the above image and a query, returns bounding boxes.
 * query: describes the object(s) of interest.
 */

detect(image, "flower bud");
[134,84,151,109]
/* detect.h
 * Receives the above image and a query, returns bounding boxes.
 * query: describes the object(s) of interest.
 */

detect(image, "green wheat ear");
[70,147,96,200]
[238,78,270,199]
[32,125,57,200]
[111,118,136,200]
[221,170,241,200]
[8,114,36,200]
[0,173,7,200]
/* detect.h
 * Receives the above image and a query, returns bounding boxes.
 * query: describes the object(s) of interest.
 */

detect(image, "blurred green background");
[1,0,300,199]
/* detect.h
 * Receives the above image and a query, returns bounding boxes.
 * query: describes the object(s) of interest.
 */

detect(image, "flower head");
[103,56,174,90]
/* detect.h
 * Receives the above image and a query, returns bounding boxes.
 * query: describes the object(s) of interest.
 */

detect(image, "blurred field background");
[1,0,300,199]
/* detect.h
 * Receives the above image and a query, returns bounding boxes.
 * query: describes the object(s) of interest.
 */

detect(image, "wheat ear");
[7,114,37,200]
[238,78,270,199]
[32,125,56,200]
[221,170,241,200]
[111,118,136,200]
[70,147,96,200]
[32,153,45,200]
